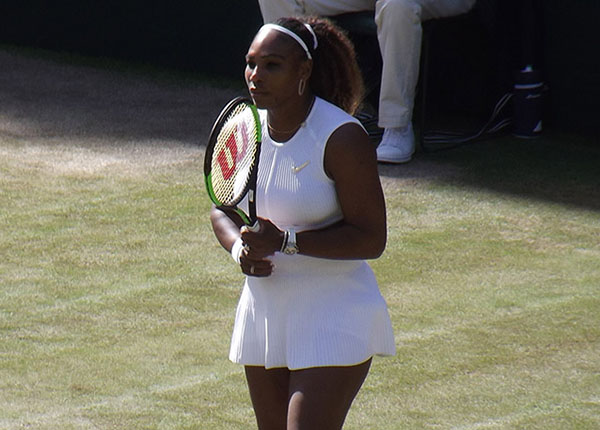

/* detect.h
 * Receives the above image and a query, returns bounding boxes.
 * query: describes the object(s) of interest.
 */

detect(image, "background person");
[256,0,476,163]
[210,16,395,429]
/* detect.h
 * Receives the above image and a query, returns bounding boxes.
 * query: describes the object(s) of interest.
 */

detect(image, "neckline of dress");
[267,97,317,144]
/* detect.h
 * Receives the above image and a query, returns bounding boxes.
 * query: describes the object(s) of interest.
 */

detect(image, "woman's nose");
[249,66,261,82]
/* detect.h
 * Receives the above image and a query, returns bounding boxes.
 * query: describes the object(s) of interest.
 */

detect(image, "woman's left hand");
[241,218,284,260]
[238,246,274,277]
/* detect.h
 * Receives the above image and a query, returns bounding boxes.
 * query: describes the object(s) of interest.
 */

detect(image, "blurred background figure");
[257,0,476,163]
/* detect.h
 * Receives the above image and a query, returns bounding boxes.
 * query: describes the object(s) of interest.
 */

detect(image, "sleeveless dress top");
[229,97,396,370]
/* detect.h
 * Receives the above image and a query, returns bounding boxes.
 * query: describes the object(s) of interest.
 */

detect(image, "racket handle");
[246,220,261,232]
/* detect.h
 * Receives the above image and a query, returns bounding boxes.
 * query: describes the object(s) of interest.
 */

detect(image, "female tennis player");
[210,16,395,430]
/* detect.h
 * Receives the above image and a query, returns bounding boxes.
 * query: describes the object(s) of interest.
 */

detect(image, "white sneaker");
[376,124,415,164]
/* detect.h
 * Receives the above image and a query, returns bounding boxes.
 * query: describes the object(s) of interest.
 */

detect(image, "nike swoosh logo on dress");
[292,161,310,174]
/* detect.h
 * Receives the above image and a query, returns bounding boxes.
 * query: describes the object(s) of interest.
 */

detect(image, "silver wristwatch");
[282,228,299,255]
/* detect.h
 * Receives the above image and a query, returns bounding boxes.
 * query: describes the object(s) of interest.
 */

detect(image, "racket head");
[204,97,262,224]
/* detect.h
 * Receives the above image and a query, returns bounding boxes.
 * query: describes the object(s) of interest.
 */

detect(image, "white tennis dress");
[229,97,396,370]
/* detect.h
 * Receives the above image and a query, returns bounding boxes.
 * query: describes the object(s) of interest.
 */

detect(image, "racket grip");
[247,220,261,232]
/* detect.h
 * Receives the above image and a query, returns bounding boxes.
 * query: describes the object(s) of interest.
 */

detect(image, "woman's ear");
[299,59,313,82]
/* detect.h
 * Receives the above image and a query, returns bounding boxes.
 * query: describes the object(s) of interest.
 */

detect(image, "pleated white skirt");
[229,253,396,370]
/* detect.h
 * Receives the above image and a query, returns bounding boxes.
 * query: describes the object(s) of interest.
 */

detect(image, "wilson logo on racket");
[216,122,250,180]
[204,97,261,229]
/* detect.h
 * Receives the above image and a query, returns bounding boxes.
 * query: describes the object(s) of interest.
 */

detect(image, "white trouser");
[257,0,476,128]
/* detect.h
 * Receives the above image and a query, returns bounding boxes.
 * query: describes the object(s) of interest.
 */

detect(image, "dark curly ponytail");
[275,16,365,115]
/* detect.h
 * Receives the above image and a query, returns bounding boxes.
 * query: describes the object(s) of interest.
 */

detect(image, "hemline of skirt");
[229,351,395,371]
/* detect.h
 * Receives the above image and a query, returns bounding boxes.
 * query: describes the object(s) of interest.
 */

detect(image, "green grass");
[1,89,599,428]
[0,142,250,429]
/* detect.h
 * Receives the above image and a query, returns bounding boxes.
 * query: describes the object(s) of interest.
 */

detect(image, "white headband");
[260,23,318,60]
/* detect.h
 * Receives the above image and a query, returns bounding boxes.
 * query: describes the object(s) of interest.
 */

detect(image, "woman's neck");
[267,94,315,139]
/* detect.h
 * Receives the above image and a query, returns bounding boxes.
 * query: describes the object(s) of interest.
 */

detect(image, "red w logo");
[216,121,250,180]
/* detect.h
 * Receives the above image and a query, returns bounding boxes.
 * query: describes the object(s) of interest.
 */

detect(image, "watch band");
[282,228,299,255]
[280,229,289,253]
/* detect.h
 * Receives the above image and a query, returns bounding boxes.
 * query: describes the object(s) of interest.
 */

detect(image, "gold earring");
[298,79,306,96]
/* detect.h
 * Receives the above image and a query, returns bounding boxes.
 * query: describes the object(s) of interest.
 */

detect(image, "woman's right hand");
[240,218,285,260]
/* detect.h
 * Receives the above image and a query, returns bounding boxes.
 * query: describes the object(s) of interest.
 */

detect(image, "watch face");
[283,229,298,255]
[284,245,298,255]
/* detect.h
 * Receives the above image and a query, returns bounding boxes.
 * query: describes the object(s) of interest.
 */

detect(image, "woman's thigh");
[287,359,372,430]
[245,366,291,430]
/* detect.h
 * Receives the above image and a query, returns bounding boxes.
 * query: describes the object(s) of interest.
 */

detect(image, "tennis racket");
[204,96,262,231]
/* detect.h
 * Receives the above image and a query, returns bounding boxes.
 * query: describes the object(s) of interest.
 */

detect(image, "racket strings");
[210,105,259,206]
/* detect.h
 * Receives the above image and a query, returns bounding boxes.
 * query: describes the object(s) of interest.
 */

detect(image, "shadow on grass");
[379,132,600,212]
[0,47,244,147]
[2,46,598,212]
